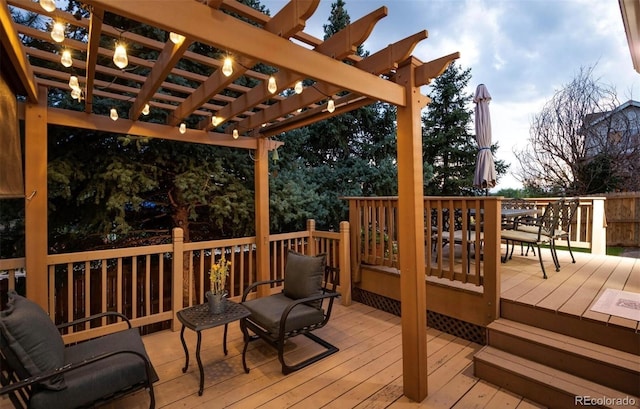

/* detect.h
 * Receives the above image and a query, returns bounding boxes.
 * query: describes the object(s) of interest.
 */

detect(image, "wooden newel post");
[339,221,351,306]
[307,219,316,256]
[171,227,184,331]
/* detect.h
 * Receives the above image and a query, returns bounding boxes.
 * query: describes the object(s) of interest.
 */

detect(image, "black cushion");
[243,293,324,336]
[29,328,158,409]
[0,291,66,390]
[283,250,325,304]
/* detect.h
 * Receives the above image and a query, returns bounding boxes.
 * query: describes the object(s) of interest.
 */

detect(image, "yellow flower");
[209,255,230,294]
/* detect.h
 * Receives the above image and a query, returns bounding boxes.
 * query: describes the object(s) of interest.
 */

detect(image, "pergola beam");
[131,38,192,120]
[83,7,103,113]
[170,0,320,127]
[36,106,281,150]
[219,6,388,134]
[242,30,429,133]
[83,0,406,107]
[0,0,37,101]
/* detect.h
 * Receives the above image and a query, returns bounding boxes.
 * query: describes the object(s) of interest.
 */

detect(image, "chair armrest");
[0,349,153,397]
[56,311,132,330]
[242,279,284,301]
[278,291,341,333]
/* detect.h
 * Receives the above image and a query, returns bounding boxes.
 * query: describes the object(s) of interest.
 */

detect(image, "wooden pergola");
[0,0,459,401]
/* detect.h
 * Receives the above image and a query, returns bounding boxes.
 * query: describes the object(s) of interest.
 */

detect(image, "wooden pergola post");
[396,57,429,401]
[24,85,49,312]
[254,137,271,297]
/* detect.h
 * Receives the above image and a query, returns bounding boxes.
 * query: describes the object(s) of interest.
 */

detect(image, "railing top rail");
[47,243,174,264]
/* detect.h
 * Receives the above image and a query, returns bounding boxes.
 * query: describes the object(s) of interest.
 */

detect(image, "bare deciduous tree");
[513,65,640,194]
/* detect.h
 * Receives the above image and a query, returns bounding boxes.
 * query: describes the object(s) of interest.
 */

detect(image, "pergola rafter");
[0,0,462,402]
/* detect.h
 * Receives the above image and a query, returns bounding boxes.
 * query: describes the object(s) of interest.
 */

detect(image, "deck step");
[500,299,640,355]
[486,319,640,396]
[474,346,640,409]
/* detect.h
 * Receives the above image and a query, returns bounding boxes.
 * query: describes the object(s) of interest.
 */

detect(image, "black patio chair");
[500,200,562,279]
[240,250,340,375]
[553,197,580,265]
[0,291,158,409]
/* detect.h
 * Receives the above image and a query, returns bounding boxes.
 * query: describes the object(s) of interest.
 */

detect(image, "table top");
[177,300,250,332]
[501,208,539,218]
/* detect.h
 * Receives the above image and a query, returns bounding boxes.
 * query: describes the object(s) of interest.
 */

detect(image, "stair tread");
[475,346,640,405]
[488,318,640,372]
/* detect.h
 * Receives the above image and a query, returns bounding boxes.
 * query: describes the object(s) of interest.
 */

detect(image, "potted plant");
[207,255,230,314]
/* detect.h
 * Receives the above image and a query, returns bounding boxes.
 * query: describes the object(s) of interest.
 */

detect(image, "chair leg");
[550,240,560,271]
[566,238,576,263]
[536,244,547,279]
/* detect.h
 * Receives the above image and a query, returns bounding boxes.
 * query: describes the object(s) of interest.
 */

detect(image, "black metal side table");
[177,300,251,396]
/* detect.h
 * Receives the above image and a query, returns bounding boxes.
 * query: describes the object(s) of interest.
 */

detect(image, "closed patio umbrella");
[473,84,496,192]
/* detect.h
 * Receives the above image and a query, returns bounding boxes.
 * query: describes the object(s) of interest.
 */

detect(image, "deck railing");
[0,220,350,343]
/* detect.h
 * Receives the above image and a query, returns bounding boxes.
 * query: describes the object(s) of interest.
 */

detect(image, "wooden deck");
[499,248,640,333]
[98,250,640,408]
[102,301,544,409]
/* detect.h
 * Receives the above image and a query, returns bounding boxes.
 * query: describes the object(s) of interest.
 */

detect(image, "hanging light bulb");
[113,43,128,69]
[327,98,336,113]
[142,103,150,115]
[294,81,303,94]
[211,115,220,127]
[222,57,233,77]
[70,88,81,100]
[68,75,80,91]
[51,22,65,43]
[110,108,118,121]
[267,76,277,94]
[232,129,239,139]
[60,49,72,67]
[169,32,185,44]
[39,0,56,12]
[179,123,186,134]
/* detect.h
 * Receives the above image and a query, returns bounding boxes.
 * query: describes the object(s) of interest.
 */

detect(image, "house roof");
[2,0,458,147]
[620,0,640,74]
[584,99,640,127]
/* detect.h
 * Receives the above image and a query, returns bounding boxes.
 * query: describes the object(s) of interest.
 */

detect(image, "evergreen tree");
[422,62,507,195]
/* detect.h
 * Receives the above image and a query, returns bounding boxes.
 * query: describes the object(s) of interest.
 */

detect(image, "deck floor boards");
[4,250,636,408]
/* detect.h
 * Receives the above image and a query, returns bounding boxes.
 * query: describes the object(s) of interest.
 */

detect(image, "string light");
[179,123,186,134]
[68,75,80,91]
[294,81,303,94]
[70,88,82,100]
[51,22,65,43]
[211,116,220,127]
[60,50,72,67]
[142,103,150,115]
[113,43,128,69]
[39,0,56,13]
[232,129,239,139]
[110,108,118,121]
[267,76,277,94]
[222,57,233,77]
[169,32,185,44]
[327,98,335,113]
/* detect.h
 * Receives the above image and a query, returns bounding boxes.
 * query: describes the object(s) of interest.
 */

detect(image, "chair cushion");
[243,293,324,337]
[29,328,158,409]
[283,250,325,303]
[0,290,66,390]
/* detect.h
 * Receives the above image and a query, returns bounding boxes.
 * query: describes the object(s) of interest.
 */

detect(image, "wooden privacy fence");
[598,192,640,247]
[0,220,350,343]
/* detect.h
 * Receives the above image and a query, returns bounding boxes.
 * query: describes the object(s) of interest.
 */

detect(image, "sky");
[260,0,640,191]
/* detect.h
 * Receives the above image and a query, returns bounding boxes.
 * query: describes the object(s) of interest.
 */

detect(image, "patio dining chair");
[240,250,340,375]
[500,200,562,279]
[553,197,580,265]
[0,291,158,409]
